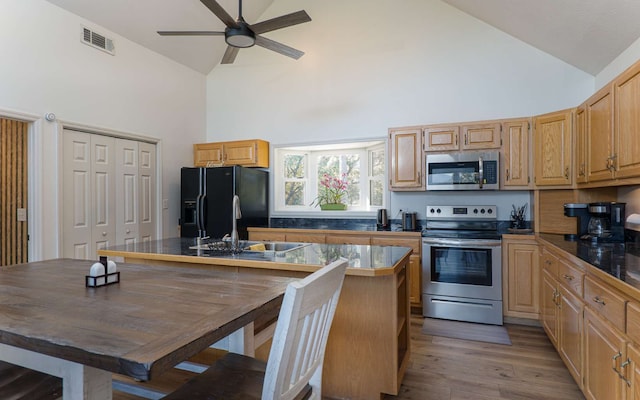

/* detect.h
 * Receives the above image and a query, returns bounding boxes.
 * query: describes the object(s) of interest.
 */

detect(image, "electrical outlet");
[162,199,169,210]
[16,208,27,221]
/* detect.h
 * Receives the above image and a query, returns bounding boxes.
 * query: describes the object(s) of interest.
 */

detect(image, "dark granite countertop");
[538,233,640,290]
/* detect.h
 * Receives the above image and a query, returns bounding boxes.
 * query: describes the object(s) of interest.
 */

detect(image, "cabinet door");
[194,143,223,167]
[224,140,266,167]
[584,307,627,400]
[461,122,501,150]
[559,285,584,387]
[575,105,588,184]
[586,85,615,183]
[505,241,539,318]
[423,125,459,152]
[502,120,530,188]
[533,109,573,186]
[627,344,640,400]
[614,62,640,179]
[541,269,559,348]
[388,127,424,190]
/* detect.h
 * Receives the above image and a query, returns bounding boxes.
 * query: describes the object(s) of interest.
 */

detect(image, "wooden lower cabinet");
[627,344,640,400]
[503,236,539,319]
[541,269,560,348]
[584,307,627,400]
[559,285,584,386]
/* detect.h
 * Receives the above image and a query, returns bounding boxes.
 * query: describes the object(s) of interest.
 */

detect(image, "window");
[274,141,386,213]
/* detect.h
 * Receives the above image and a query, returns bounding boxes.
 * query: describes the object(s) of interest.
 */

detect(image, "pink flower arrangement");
[312,173,349,207]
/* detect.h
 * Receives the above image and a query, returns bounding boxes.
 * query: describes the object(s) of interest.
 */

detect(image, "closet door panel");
[91,134,116,256]
[116,139,139,249]
[138,142,156,243]
[63,131,92,259]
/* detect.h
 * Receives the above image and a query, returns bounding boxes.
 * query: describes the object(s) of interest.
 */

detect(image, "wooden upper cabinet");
[194,139,269,168]
[194,142,224,166]
[423,125,459,152]
[533,109,573,187]
[460,122,501,150]
[502,119,530,188]
[614,61,640,179]
[388,127,424,191]
[575,105,588,184]
[586,84,615,183]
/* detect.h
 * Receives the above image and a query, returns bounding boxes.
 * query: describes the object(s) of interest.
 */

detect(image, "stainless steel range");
[422,205,503,325]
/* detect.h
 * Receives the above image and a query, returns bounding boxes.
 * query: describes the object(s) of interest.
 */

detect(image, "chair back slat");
[263,258,348,400]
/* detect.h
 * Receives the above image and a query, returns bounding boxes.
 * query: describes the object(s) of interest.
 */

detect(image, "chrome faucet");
[230,195,242,250]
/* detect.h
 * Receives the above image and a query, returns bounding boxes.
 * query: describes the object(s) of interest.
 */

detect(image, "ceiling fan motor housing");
[225,22,255,48]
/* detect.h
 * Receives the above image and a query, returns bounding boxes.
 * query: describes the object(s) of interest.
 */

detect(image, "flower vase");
[320,203,347,211]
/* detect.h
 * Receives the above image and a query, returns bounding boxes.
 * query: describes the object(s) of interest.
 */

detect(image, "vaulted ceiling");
[46,0,640,76]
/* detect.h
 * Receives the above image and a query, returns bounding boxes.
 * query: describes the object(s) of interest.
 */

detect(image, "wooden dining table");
[0,258,296,399]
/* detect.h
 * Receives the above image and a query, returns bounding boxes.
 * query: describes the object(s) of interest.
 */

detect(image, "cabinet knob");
[102,232,107,236]
[126,229,131,234]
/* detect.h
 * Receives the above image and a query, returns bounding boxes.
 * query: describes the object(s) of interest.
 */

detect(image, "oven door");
[422,237,502,301]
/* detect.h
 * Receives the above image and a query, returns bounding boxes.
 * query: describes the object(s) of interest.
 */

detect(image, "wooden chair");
[0,360,62,399]
[162,258,348,400]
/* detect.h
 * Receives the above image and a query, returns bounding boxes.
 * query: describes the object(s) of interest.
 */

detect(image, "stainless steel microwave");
[426,151,499,190]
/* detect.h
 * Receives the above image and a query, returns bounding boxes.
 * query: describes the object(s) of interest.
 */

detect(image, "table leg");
[209,322,256,356]
[0,343,112,399]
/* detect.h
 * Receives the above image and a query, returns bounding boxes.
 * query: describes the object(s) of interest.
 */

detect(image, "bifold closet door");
[0,118,28,266]
[63,130,157,259]
[63,130,116,259]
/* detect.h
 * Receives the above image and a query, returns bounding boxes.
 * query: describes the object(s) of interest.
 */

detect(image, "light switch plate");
[17,208,27,221]
[163,199,169,210]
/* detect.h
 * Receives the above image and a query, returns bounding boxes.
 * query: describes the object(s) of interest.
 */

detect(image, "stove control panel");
[425,205,497,219]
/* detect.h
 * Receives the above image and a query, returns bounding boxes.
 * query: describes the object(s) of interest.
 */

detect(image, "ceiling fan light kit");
[225,21,255,48]
[158,0,311,64]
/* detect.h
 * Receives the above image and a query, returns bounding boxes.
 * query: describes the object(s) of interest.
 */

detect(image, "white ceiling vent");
[81,26,115,55]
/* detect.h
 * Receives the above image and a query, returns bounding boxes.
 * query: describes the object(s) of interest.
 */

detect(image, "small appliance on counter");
[402,211,417,231]
[563,203,590,241]
[581,202,626,243]
[376,209,390,231]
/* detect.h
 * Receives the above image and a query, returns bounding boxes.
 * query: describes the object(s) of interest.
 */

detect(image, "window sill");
[270,210,377,219]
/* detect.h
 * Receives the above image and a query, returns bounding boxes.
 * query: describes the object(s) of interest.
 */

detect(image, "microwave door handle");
[478,156,484,189]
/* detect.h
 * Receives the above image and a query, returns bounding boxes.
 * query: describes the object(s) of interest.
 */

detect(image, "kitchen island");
[99,238,412,400]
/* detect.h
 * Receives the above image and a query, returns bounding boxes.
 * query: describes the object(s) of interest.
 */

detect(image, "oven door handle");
[422,238,502,247]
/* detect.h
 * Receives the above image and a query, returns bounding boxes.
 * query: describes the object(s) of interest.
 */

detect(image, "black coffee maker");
[563,203,590,241]
[582,202,626,243]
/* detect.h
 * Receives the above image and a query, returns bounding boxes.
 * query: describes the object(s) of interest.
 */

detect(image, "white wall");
[205,0,594,218]
[0,0,206,259]
[206,0,594,142]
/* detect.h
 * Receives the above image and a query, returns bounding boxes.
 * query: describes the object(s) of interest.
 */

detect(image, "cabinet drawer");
[627,302,640,344]
[584,276,627,331]
[557,259,584,296]
[371,237,420,254]
[325,235,371,245]
[540,248,559,278]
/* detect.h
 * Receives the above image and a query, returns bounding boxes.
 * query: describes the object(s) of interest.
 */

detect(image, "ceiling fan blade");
[221,46,240,64]
[200,0,237,27]
[158,31,225,36]
[254,36,304,60]
[250,10,311,35]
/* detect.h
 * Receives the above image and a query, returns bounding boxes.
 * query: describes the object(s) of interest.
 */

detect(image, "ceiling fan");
[158,0,311,64]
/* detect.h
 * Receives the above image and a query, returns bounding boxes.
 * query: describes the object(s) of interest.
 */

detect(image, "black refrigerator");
[180,166,268,239]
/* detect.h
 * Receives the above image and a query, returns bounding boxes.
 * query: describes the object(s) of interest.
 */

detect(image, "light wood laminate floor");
[384,316,585,400]
[114,316,584,400]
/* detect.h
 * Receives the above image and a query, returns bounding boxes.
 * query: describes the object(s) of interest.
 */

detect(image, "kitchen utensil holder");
[85,256,120,287]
